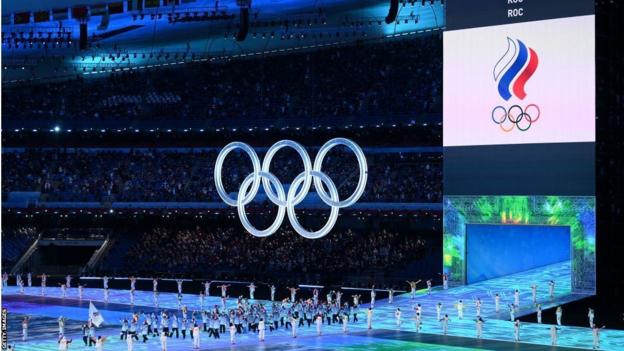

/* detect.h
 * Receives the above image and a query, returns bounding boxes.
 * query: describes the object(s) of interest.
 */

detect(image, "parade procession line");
[2,261,623,350]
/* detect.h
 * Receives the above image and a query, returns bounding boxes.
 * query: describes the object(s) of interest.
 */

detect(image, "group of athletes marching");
[50,287,375,350]
[5,272,607,350]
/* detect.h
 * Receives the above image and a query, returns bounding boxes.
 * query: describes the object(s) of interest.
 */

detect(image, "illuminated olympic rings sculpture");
[491,104,541,132]
[214,138,368,239]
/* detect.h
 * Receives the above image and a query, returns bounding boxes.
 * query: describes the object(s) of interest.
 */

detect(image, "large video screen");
[443,15,595,147]
[443,1,595,197]
[442,0,596,292]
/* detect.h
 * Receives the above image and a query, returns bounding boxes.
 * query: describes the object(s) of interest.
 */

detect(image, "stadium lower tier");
[3,261,623,350]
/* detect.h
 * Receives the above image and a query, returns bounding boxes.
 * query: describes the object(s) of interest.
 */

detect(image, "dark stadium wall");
[596,0,624,302]
[519,0,624,329]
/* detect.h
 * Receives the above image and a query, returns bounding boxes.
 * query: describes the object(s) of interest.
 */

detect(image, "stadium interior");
[1,0,623,350]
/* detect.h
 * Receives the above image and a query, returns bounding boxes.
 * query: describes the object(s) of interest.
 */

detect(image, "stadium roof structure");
[2,0,445,83]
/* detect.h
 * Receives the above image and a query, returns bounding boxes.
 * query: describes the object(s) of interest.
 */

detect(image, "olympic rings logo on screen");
[214,138,368,239]
[491,104,541,132]
[492,38,540,132]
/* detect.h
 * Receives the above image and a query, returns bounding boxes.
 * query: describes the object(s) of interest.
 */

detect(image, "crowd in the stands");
[121,226,427,277]
[1,149,442,203]
[2,37,441,122]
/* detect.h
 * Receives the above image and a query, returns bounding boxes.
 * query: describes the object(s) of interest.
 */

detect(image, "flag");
[89,301,104,327]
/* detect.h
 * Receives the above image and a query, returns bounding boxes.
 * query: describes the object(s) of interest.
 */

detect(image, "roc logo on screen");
[491,37,540,132]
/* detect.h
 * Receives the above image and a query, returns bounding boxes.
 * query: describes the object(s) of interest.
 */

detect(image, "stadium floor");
[2,261,623,350]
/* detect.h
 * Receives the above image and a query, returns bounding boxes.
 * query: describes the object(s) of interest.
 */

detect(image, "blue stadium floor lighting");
[2,261,623,350]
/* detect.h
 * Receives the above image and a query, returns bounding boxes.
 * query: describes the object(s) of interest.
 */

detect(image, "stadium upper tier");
[2,148,442,204]
[2,37,441,128]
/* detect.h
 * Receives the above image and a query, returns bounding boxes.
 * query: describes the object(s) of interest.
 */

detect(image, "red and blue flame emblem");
[493,37,539,101]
